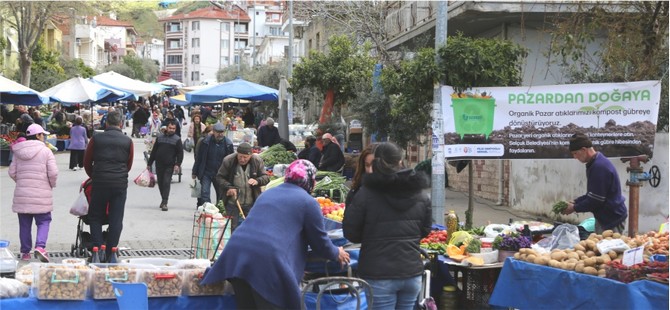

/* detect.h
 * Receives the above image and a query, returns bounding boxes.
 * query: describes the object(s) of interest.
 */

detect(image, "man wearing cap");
[562,133,627,234]
[147,119,184,211]
[257,117,281,148]
[84,111,133,262]
[216,142,270,230]
[192,122,234,207]
[9,123,58,262]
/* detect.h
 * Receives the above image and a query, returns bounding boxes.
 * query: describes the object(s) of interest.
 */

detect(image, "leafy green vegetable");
[259,144,297,167]
[552,200,568,214]
[466,238,482,254]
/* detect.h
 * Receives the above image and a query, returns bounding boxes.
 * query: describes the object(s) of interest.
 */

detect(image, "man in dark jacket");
[216,143,270,231]
[84,111,133,262]
[257,117,281,148]
[132,103,149,138]
[297,135,322,168]
[192,122,234,206]
[147,120,184,211]
[561,133,627,233]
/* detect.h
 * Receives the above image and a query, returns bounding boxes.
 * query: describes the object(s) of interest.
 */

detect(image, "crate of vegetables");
[420,230,449,254]
[605,260,669,283]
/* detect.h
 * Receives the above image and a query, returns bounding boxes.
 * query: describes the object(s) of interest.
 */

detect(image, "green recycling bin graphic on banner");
[450,97,496,139]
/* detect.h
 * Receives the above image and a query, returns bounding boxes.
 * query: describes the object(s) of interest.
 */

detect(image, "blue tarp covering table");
[489,258,669,309]
[0,294,236,309]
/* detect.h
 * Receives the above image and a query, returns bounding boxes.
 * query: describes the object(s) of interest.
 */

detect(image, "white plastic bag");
[596,239,631,254]
[191,179,201,198]
[550,224,580,250]
[69,191,89,216]
[484,224,514,238]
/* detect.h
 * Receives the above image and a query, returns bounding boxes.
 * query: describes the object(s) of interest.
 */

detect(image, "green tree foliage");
[437,33,528,93]
[103,63,135,79]
[546,2,669,131]
[104,55,158,82]
[290,35,375,108]
[380,48,440,148]
[17,40,66,91]
[360,35,526,148]
[61,57,96,79]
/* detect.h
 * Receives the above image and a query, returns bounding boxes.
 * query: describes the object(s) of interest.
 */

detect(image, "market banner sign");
[441,81,661,159]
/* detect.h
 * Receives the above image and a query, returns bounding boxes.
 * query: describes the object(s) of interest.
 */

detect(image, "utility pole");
[432,2,447,226]
[287,0,294,125]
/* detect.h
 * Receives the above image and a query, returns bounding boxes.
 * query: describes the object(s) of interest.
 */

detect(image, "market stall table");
[0,293,236,310]
[489,258,669,309]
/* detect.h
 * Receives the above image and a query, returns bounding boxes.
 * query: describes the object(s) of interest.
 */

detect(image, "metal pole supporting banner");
[431,1,448,226]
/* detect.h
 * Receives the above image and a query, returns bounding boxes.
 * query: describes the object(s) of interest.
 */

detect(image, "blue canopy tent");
[185,77,278,103]
[0,75,50,106]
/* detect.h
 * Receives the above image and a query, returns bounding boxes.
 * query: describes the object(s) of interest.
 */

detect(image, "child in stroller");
[70,178,109,258]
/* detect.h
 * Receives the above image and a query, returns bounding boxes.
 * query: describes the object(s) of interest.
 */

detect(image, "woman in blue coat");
[201,159,350,309]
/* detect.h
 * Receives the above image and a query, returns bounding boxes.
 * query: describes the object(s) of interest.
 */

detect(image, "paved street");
[0,121,546,264]
[0,124,199,260]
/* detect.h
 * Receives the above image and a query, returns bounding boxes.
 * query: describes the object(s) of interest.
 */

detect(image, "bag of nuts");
[35,264,92,300]
[138,267,183,297]
[182,268,228,296]
[91,264,150,299]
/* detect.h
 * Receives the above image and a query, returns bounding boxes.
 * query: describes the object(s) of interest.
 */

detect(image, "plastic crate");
[450,265,502,309]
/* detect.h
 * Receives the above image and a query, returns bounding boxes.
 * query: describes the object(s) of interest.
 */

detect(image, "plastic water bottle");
[108,247,119,264]
[0,240,17,278]
[100,245,107,263]
[446,210,459,237]
[92,247,100,264]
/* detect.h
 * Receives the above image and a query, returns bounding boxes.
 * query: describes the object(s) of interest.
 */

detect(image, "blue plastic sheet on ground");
[489,258,669,309]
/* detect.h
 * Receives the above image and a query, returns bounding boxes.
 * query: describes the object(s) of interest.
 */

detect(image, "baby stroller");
[70,178,109,258]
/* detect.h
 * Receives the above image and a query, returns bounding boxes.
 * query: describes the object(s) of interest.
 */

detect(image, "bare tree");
[3,1,56,86]
[293,1,392,62]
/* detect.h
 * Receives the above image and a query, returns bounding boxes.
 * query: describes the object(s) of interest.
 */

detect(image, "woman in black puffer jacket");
[343,142,432,310]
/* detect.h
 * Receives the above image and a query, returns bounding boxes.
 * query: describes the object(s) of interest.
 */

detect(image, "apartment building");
[159,5,251,86]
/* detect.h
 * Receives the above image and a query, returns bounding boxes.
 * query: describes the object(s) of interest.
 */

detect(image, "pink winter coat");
[8,140,58,214]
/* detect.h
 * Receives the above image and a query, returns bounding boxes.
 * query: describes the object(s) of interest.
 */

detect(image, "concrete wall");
[508,133,668,233]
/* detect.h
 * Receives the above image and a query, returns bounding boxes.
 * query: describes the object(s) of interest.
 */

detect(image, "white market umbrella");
[158,78,184,87]
[91,71,161,98]
[42,77,130,105]
[0,75,50,106]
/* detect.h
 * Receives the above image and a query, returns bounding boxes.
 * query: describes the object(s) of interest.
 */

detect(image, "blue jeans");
[366,275,422,310]
[198,174,222,206]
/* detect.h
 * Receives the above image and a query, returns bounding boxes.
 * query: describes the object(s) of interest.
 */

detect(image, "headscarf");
[284,159,317,193]
[322,133,339,146]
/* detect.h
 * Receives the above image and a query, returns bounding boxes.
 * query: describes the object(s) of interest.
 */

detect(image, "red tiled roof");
[94,15,133,27]
[159,5,250,22]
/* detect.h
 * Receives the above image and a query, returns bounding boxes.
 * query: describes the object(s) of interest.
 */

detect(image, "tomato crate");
[313,189,346,203]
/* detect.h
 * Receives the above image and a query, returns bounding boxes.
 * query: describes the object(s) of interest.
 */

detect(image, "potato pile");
[139,269,183,297]
[37,265,91,300]
[92,265,139,299]
[514,230,668,277]
[182,269,226,296]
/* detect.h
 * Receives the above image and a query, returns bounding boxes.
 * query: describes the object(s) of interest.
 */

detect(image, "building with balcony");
[92,14,138,66]
[159,5,250,86]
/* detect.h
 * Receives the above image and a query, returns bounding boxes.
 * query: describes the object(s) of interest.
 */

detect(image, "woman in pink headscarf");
[319,133,345,172]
